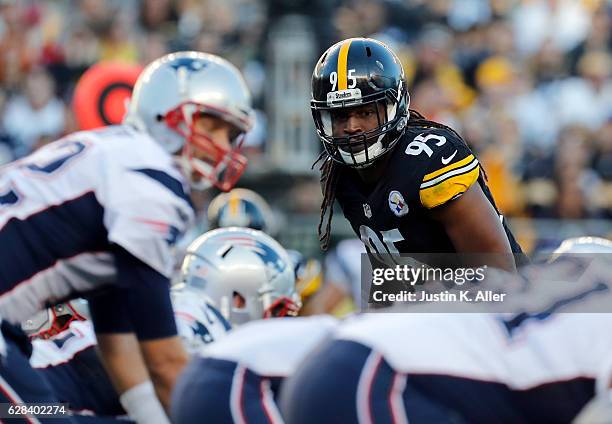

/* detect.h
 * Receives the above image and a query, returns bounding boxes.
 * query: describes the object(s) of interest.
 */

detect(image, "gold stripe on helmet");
[337,40,352,90]
[229,190,240,216]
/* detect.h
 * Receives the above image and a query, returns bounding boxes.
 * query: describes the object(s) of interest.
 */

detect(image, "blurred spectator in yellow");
[413,25,476,113]
[99,14,138,63]
[480,114,526,216]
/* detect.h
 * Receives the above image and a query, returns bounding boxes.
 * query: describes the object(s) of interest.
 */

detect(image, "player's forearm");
[434,184,517,272]
[140,336,189,410]
[96,333,150,395]
[109,246,188,408]
[97,333,176,424]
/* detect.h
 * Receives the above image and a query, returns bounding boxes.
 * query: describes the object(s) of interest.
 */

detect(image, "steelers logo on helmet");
[311,38,410,168]
[207,188,276,236]
[73,62,143,130]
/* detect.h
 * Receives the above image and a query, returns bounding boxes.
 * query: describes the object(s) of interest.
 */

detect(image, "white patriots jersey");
[201,316,339,377]
[30,292,230,369]
[171,287,232,354]
[336,256,612,397]
[30,320,97,368]
[0,125,194,323]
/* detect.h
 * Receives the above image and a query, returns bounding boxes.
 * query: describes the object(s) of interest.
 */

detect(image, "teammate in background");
[287,249,325,313]
[180,227,301,326]
[311,38,525,271]
[0,50,253,422]
[207,188,325,312]
[26,286,231,420]
[171,315,339,424]
[22,300,90,340]
[207,188,276,233]
[171,227,304,423]
[303,237,365,316]
[281,238,612,424]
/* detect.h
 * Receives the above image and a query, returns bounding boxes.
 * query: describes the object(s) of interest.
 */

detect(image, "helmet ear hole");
[232,291,246,308]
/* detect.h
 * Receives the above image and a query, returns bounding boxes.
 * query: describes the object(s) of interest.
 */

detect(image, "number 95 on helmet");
[178,228,301,326]
[311,38,410,168]
[124,51,254,191]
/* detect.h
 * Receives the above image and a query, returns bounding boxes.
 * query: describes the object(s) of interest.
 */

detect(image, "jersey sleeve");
[96,136,195,278]
[416,129,480,209]
[88,246,178,340]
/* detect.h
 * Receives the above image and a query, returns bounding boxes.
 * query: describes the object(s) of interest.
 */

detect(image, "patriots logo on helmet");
[251,241,288,277]
[219,237,287,276]
[388,190,409,217]
[168,57,207,73]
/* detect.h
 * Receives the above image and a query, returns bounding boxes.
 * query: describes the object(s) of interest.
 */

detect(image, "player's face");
[330,103,385,138]
[192,113,241,159]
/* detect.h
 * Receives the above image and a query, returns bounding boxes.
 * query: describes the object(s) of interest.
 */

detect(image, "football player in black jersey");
[311,38,525,272]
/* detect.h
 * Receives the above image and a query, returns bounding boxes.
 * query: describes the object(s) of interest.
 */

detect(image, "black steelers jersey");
[334,125,525,267]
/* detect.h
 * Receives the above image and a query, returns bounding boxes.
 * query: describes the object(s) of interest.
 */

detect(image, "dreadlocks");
[314,108,478,251]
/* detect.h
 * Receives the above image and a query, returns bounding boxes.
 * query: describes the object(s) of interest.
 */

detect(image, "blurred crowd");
[0,0,610,229]
[336,0,612,223]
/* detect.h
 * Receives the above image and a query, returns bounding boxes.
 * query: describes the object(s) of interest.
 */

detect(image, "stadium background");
[0,0,610,260]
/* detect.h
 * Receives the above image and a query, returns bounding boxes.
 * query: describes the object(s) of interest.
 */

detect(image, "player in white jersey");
[171,315,338,424]
[206,188,326,314]
[280,238,612,423]
[0,50,253,420]
[171,227,304,423]
[28,287,231,419]
[179,227,301,326]
[312,237,366,315]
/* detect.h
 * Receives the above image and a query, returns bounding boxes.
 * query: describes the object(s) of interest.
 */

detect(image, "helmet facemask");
[23,302,89,340]
[180,228,301,327]
[215,287,301,324]
[260,288,302,319]
[161,101,249,192]
[312,87,408,168]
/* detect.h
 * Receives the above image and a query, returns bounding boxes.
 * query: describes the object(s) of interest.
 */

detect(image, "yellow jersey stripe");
[420,158,479,189]
[420,166,480,209]
[422,154,475,183]
[337,40,352,90]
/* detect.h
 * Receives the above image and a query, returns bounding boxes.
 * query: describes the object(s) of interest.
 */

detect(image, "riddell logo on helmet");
[327,88,362,105]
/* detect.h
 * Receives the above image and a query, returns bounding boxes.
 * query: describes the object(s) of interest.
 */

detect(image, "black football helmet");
[207,188,276,235]
[311,38,410,168]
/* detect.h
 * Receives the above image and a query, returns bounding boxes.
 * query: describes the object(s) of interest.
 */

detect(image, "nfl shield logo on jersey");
[363,203,372,218]
[388,190,409,217]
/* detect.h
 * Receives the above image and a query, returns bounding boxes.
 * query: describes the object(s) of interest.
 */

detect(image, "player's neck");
[356,154,391,186]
